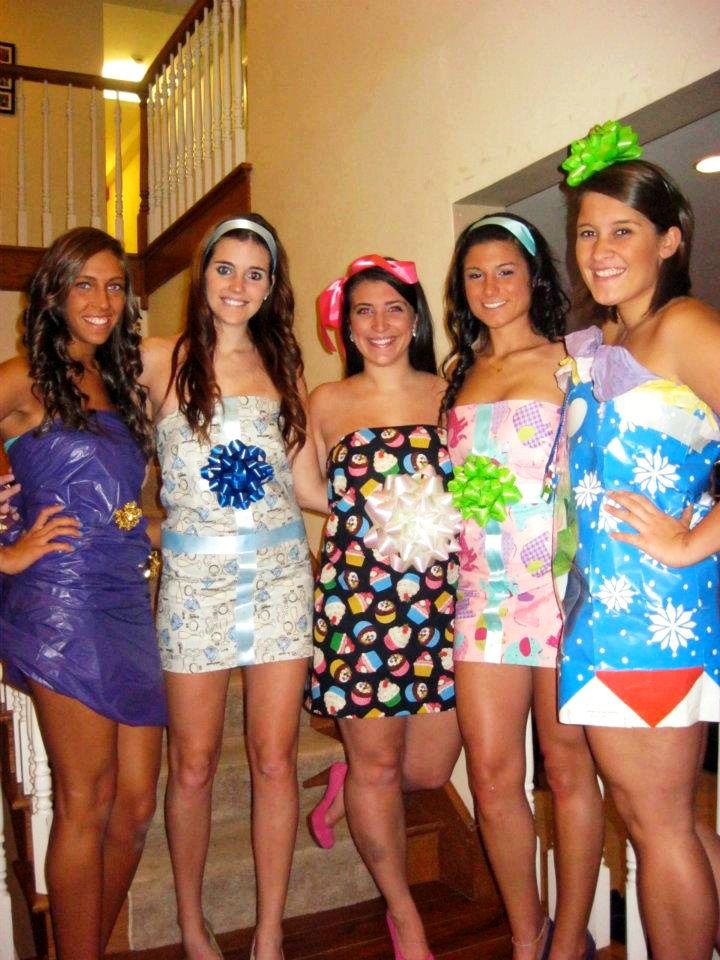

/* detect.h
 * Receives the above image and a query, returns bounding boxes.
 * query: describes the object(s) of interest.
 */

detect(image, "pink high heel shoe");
[308,761,347,849]
[386,911,434,960]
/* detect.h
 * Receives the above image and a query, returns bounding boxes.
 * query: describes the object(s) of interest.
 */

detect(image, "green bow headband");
[561,120,643,187]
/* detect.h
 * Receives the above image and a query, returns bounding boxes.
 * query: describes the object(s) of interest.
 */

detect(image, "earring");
[349,332,355,343]
[412,322,418,338]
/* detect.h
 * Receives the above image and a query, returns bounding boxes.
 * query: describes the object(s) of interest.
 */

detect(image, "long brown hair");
[169,214,306,454]
[24,226,154,458]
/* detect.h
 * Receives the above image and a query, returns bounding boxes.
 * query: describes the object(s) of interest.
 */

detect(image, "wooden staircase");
[1,671,504,958]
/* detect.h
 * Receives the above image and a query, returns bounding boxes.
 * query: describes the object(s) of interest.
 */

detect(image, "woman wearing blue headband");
[141,214,326,960]
[443,213,602,960]
[557,122,720,959]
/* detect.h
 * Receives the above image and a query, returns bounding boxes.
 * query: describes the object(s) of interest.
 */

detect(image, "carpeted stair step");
[129,808,377,948]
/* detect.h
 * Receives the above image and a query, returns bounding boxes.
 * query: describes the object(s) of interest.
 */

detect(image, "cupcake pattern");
[306,426,457,718]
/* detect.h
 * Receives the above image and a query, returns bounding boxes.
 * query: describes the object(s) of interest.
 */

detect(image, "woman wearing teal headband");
[443,213,602,960]
[141,214,326,960]
[557,121,720,959]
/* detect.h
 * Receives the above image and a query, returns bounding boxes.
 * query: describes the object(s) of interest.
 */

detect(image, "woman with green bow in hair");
[557,120,720,959]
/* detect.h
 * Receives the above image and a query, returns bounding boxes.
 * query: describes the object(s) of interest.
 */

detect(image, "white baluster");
[0,778,14,960]
[201,9,213,193]
[158,76,170,232]
[183,34,195,208]
[231,0,245,164]
[16,76,27,245]
[523,717,545,900]
[192,25,204,201]
[166,60,178,224]
[572,777,610,949]
[175,44,187,214]
[147,90,158,242]
[625,839,647,959]
[210,0,222,184]
[90,87,102,229]
[220,0,232,175]
[113,92,124,242]
[66,84,76,229]
[27,703,52,896]
[41,81,52,245]
[151,82,163,239]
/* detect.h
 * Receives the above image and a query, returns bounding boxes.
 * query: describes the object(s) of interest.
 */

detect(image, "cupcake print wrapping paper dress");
[448,401,563,667]
[556,328,720,727]
[156,395,312,672]
[307,425,457,718]
[1,413,167,726]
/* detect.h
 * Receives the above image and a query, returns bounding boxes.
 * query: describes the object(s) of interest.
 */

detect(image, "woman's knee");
[349,749,402,791]
[247,742,297,784]
[168,742,221,793]
[469,753,524,817]
[53,768,117,833]
[542,743,597,802]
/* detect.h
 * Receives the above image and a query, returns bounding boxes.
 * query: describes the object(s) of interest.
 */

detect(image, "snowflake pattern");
[632,449,679,496]
[597,498,620,533]
[574,470,603,509]
[595,575,636,614]
[646,600,697,656]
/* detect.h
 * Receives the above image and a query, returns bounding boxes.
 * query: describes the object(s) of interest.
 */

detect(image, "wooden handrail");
[0,62,140,94]
[139,0,210,97]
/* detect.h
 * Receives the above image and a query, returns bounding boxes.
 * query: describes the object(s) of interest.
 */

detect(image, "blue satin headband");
[204,218,278,272]
[466,215,537,258]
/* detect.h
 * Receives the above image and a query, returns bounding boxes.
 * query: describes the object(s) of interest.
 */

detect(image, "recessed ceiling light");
[695,154,720,174]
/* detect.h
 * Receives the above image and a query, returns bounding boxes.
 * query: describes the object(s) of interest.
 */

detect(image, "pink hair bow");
[317,254,419,354]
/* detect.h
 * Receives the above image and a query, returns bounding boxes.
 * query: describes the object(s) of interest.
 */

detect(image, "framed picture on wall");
[0,41,16,116]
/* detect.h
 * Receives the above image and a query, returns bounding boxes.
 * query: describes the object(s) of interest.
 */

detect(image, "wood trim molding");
[0,164,252,301]
[0,63,139,95]
[143,162,252,295]
[140,0,211,97]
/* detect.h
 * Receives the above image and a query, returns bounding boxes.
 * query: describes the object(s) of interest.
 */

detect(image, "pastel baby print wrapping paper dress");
[0,413,167,726]
[307,425,457,718]
[156,396,313,672]
[556,327,720,727]
[448,401,563,666]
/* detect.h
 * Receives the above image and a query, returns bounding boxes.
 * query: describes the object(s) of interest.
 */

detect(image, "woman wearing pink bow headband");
[305,255,461,960]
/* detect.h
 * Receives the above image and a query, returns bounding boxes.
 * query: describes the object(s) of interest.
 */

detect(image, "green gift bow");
[448,454,522,527]
[561,120,643,187]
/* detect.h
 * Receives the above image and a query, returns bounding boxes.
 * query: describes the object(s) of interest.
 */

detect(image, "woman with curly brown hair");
[0,226,166,960]
[141,214,326,960]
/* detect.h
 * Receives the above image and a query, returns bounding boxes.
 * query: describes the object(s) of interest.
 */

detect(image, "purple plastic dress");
[0,412,167,726]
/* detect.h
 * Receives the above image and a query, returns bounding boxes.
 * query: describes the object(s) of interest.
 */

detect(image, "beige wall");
[245,0,720,393]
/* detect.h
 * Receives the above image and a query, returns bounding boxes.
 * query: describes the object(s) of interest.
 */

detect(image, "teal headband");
[204,218,278,271]
[466,215,537,258]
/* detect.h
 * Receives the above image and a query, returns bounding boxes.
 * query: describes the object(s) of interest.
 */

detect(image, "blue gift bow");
[200,439,274,509]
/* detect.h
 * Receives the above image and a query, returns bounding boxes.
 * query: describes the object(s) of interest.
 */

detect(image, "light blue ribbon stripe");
[162,519,306,555]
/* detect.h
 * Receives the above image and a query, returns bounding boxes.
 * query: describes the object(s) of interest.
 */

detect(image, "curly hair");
[339,265,437,376]
[169,214,306,454]
[23,226,154,458]
[441,213,568,415]
[564,159,694,326]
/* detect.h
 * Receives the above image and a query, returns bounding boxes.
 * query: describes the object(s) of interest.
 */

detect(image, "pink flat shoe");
[308,761,347,849]
[386,911,434,960]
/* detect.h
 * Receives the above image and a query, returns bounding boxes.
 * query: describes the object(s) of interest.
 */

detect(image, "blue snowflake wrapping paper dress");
[156,396,312,671]
[555,328,720,727]
[0,413,167,726]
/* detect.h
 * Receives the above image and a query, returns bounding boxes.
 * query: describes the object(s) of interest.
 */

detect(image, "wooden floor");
[109,882,625,960]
